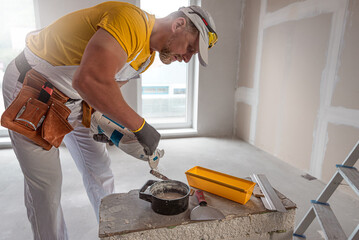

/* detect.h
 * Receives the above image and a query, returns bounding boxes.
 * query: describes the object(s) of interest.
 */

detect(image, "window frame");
[138,0,200,131]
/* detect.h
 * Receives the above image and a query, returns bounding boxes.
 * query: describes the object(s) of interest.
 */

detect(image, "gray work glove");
[133,121,161,156]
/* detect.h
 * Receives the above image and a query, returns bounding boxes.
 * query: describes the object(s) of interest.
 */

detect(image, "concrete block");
[99,187,296,240]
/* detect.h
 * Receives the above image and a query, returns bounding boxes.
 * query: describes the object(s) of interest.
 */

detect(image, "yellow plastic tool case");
[185,166,256,204]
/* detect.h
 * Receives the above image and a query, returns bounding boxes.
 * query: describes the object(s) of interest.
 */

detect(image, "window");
[0,0,36,140]
[174,88,186,95]
[142,86,169,95]
[140,0,198,129]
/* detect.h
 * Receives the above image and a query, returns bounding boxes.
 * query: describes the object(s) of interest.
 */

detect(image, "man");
[2,2,217,239]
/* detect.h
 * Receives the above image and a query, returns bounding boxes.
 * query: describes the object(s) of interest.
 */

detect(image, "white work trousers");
[2,60,115,240]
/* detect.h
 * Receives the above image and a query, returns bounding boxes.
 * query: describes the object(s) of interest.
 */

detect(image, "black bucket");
[139,180,190,215]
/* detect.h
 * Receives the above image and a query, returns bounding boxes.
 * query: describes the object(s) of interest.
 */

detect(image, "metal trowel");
[190,190,225,221]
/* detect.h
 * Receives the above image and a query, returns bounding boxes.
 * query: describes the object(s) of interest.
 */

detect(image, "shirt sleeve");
[97,6,148,61]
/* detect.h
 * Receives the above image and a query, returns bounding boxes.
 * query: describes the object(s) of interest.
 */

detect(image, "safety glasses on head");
[188,7,218,49]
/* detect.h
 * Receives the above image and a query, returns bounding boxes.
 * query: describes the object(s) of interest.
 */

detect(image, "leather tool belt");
[1,51,74,150]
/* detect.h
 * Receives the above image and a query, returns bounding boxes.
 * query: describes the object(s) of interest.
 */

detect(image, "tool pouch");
[41,99,73,148]
[1,69,73,150]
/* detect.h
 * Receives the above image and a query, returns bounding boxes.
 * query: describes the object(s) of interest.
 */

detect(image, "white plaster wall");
[235,0,359,181]
[196,0,240,137]
[32,0,240,137]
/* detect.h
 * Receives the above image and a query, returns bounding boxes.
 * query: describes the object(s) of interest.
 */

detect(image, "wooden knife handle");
[149,170,169,180]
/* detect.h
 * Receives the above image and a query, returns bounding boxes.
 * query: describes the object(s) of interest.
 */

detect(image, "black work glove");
[133,120,161,156]
[93,133,114,146]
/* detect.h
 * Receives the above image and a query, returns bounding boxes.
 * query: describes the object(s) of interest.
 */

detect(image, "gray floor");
[0,137,358,240]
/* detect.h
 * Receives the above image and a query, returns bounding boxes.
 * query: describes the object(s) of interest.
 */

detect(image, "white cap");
[179,6,217,67]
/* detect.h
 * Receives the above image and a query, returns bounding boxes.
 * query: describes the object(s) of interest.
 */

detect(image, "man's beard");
[159,36,182,65]
[159,46,172,65]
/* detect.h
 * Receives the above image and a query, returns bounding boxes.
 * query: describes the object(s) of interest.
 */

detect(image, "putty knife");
[190,190,225,221]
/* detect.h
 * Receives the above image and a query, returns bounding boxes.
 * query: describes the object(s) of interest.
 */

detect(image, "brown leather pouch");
[14,96,48,131]
[42,100,73,148]
[1,69,73,150]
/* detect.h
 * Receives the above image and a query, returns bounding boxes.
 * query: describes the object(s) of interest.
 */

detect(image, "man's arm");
[72,28,143,131]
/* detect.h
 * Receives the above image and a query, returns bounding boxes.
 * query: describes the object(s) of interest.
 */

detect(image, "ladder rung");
[292,233,306,239]
[294,142,359,238]
[337,166,359,196]
[312,202,346,240]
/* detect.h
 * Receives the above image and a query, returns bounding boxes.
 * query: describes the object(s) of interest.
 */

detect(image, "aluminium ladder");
[293,140,359,240]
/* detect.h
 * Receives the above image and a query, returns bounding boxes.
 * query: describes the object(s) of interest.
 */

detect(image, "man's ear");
[172,17,186,32]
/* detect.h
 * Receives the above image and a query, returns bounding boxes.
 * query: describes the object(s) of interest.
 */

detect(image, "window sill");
[158,128,198,138]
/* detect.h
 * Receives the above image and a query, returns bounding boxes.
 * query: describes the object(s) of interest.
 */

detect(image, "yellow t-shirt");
[26,1,155,72]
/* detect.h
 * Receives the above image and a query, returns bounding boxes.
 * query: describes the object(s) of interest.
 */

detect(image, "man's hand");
[133,121,161,156]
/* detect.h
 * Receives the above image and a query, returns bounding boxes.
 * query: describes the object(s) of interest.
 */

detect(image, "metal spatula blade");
[190,205,225,220]
[190,190,225,221]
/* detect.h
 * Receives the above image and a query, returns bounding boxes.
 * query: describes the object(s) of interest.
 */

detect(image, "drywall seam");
[241,0,343,144]
[310,0,349,178]
[235,87,254,106]
[236,0,246,86]
[326,107,359,128]
[248,0,267,144]
[234,0,246,136]
[236,0,354,180]
[264,0,341,29]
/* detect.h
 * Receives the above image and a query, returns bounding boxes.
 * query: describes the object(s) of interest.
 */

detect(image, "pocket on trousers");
[42,102,74,148]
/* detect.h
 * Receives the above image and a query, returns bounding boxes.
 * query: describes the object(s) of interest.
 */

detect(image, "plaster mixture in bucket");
[139,180,190,215]
[150,181,189,200]
[155,192,186,200]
